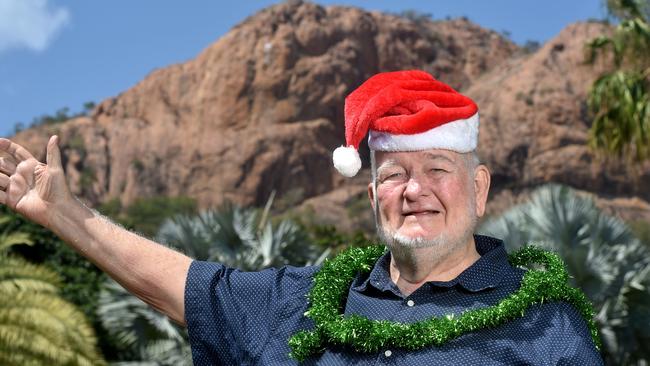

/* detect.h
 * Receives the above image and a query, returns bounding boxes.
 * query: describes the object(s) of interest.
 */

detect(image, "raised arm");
[0,136,191,325]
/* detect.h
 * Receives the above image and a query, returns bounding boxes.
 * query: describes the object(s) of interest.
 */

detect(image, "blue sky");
[0,0,607,137]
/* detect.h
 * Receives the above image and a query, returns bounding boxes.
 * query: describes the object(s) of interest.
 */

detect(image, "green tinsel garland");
[288,244,601,362]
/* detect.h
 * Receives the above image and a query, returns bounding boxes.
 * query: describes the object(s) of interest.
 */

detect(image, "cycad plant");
[479,184,650,365]
[96,279,191,366]
[98,198,325,364]
[0,217,105,365]
[586,0,650,162]
[156,200,323,269]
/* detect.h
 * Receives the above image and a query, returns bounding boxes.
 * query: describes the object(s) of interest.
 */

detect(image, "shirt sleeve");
[183,260,315,365]
[548,302,604,365]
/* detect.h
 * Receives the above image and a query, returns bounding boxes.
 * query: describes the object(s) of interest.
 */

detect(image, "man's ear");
[474,165,491,218]
[368,182,376,211]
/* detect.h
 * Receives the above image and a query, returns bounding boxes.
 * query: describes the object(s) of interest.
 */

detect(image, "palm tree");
[156,200,325,269]
[586,0,650,162]
[479,184,650,365]
[97,198,326,364]
[96,279,191,366]
[0,217,105,365]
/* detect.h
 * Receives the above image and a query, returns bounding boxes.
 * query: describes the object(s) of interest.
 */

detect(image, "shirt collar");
[351,235,509,295]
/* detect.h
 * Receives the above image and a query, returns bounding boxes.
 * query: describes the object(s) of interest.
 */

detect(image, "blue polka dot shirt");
[184,235,604,365]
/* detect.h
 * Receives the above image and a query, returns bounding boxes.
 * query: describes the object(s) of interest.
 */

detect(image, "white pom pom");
[333,145,362,177]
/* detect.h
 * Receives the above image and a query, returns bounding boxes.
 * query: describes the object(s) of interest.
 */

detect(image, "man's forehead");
[375,149,460,167]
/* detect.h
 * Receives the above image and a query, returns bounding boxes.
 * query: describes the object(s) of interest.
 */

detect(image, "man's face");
[369,149,486,247]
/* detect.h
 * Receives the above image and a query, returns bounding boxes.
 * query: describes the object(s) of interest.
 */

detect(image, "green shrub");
[98,196,197,238]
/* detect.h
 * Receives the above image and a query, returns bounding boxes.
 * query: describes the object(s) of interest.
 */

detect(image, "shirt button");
[384,350,392,357]
[407,300,415,307]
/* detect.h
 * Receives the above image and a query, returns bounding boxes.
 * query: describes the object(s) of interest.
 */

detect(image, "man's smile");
[402,209,441,217]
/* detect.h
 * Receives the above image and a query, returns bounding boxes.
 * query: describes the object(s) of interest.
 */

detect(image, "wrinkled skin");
[367,148,491,294]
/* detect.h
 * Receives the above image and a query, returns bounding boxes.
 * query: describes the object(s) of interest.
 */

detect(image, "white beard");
[383,230,445,248]
[377,200,478,264]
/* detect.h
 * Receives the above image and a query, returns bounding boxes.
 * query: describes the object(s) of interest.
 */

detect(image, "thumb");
[46,135,63,169]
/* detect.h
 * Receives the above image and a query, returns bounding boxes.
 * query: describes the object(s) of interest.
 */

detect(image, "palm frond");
[0,291,105,365]
[0,231,33,252]
[0,255,62,294]
[0,217,105,365]
[97,277,190,364]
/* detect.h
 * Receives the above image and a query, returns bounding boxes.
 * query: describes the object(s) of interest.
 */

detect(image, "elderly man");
[0,70,602,365]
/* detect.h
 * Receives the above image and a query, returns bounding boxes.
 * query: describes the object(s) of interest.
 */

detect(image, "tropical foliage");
[156,201,325,269]
[0,217,105,365]
[0,206,106,325]
[97,279,191,366]
[479,184,650,365]
[586,0,650,162]
[98,196,197,238]
[97,199,326,364]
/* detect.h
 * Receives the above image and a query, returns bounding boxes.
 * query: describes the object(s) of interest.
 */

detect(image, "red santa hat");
[333,70,479,177]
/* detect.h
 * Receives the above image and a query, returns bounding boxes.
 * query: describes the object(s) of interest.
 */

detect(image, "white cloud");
[0,0,70,53]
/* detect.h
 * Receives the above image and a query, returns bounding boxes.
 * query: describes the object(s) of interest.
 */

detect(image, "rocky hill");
[11,1,650,231]
[469,22,650,220]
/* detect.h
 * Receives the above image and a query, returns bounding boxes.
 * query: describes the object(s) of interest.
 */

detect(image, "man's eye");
[380,172,403,182]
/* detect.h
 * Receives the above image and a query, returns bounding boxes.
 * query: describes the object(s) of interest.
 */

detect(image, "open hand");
[0,136,73,228]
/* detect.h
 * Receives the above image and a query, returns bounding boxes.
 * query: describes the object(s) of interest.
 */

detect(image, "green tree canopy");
[587,0,650,162]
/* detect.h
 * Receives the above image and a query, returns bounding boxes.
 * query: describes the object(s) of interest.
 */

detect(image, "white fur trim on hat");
[367,113,479,152]
[333,145,362,177]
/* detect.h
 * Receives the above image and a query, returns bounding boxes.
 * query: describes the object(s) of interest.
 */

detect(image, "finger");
[0,157,17,175]
[7,179,26,209]
[15,162,34,189]
[0,138,35,162]
[13,160,37,187]
[46,135,63,169]
[0,173,8,190]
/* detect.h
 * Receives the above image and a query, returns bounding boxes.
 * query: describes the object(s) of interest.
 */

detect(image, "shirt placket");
[372,293,422,364]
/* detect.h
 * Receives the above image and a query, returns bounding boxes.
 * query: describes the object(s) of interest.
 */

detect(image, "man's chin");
[379,229,446,249]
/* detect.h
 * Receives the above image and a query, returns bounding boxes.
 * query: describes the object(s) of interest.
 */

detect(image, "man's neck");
[389,237,481,296]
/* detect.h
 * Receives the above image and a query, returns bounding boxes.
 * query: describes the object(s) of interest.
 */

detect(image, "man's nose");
[403,176,426,200]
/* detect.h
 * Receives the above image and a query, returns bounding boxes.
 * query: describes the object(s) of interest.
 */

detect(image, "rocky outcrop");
[13,1,516,209]
[11,1,650,229]
[465,22,650,221]
[470,22,650,198]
